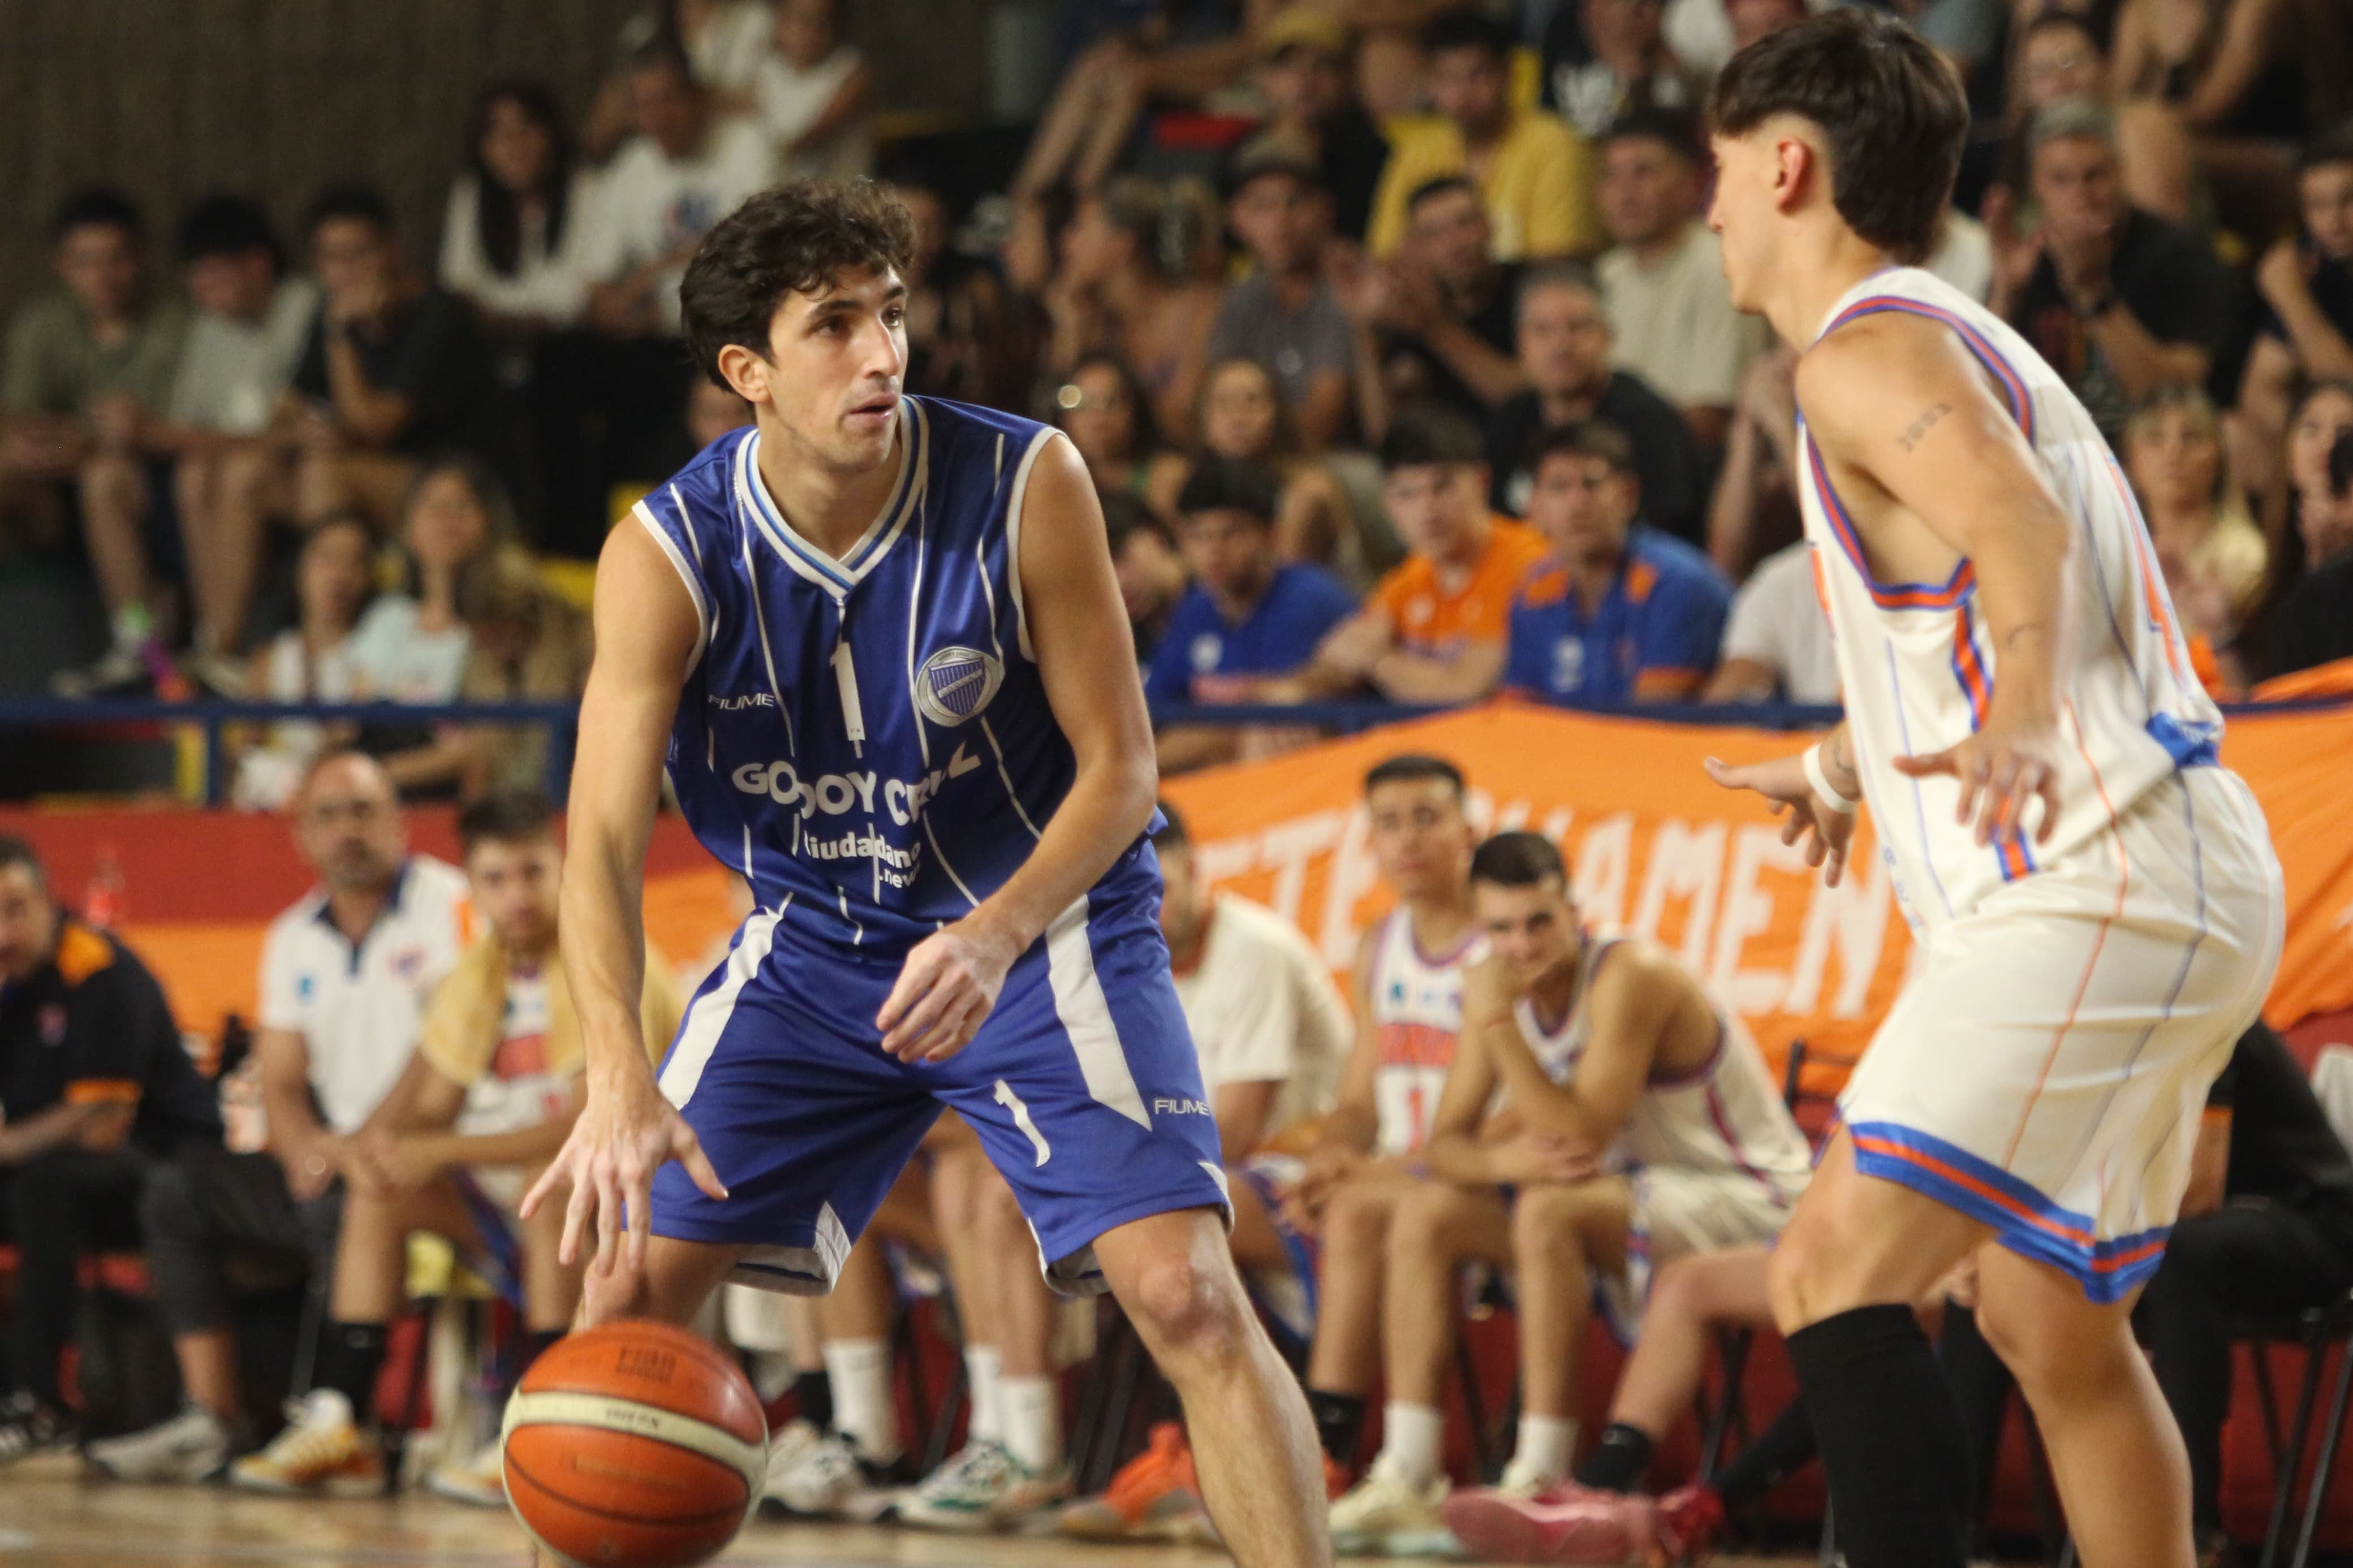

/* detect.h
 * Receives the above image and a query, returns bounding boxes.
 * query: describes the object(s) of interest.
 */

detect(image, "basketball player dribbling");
[1698,15,2284,1568]
[520,181,1329,1567]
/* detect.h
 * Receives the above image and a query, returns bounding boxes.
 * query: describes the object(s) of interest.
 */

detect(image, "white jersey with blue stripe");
[637,396,1157,957]
[1795,267,2225,934]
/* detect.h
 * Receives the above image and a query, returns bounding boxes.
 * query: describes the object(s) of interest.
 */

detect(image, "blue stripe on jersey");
[640,397,1161,958]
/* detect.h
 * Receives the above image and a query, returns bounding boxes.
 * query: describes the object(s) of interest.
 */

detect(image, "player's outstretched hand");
[523,1068,727,1280]
[1891,707,2064,849]
[878,918,1020,1062]
[1705,751,1858,887]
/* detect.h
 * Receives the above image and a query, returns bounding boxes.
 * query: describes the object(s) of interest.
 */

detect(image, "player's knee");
[1509,1185,1584,1255]
[1390,1184,1462,1250]
[1122,1250,1247,1364]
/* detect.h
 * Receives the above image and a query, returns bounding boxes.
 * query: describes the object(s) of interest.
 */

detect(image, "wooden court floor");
[0,1452,1831,1566]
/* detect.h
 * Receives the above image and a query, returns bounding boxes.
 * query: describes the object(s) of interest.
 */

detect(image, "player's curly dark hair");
[680,179,916,387]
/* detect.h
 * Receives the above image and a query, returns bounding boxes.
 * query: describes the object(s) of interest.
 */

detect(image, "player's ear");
[714,343,770,407]
[1774,134,1815,215]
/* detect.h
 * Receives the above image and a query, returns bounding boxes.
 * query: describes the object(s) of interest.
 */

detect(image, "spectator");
[1503,421,1728,706]
[1367,10,1602,263]
[1207,139,1356,450]
[1051,352,1184,512]
[0,838,222,1465]
[2283,379,2353,570]
[1244,6,1391,243]
[1992,97,2237,447]
[1103,490,1188,663]
[4,191,189,686]
[438,81,598,331]
[2122,386,2267,683]
[1160,357,1365,580]
[1701,343,1802,579]
[1147,457,1358,774]
[229,792,680,1503]
[1282,407,1548,703]
[2268,430,2353,676]
[1484,264,1705,546]
[1703,539,1841,705]
[687,375,755,452]
[891,175,1030,410]
[451,548,594,798]
[1541,0,1699,141]
[287,184,499,529]
[1344,178,1527,434]
[1594,110,1770,449]
[1044,177,1224,442]
[1995,13,2196,224]
[2238,127,2353,509]
[583,0,779,159]
[81,753,468,1485]
[228,513,375,813]
[756,0,874,182]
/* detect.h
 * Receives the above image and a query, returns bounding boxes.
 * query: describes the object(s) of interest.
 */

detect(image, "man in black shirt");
[2137,1022,2353,1561]
[2268,431,2353,679]
[1344,176,1526,432]
[0,836,221,1462]
[2242,127,2353,507]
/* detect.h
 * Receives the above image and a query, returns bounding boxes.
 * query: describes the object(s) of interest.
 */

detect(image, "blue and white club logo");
[915,645,1004,728]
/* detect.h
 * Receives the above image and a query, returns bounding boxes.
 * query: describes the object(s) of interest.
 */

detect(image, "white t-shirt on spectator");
[258,856,472,1133]
[1598,222,1772,411]
[347,596,472,704]
[165,278,320,435]
[690,0,780,101]
[1927,211,1994,304]
[1172,893,1352,1144]
[438,172,604,325]
[1719,541,1841,705]
[756,45,873,182]
[231,629,364,813]
[577,116,777,332]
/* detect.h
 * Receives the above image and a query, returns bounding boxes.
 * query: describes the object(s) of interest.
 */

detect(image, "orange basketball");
[501,1319,768,1568]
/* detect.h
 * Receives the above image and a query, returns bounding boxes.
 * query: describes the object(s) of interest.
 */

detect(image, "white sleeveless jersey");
[1515,938,1812,1199]
[1365,909,1486,1155]
[1795,267,2224,933]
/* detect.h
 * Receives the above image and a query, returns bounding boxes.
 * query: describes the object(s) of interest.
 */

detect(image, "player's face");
[1367,779,1474,900]
[1177,507,1276,602]
[294,757,406,895]
[467,834,562,956]
[757,266,908,473]
[0,863,57,985]
[1475,878,1578,977]
[2300,162,2353,263]
[1706,129,1781,316]
[1528,452,1636,562]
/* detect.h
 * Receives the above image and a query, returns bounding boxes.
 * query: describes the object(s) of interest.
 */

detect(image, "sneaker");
[182,649,249,699]
[1058,1422,1216,1544]
[1653,1482,1726,1563]
[1329,1459,1456,1557]
[758,1417,824,1509]
[0,1392,74,1467]
[86,1403,231,1483]
[1441,1480,1657,1565]
[765,1431,912,1522]
[424,1437,507,1507]
[229,1389,383,1497]
[899,1438,1075,1532]
[51,642,149,699]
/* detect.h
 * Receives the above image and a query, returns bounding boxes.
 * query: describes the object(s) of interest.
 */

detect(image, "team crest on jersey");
[915,646,1003,728]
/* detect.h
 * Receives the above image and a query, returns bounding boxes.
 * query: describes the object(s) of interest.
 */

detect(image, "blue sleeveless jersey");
[637,396,1162,960]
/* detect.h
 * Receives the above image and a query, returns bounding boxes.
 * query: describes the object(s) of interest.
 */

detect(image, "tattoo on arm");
[1897,402,1954,453]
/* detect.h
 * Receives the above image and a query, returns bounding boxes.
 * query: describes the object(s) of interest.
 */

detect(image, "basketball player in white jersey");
[1282,754,1481,1482]
[1330,831,1810,1554]
[1699,15,2284,1568]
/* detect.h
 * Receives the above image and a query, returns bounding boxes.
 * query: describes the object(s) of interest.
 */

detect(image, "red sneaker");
[1653,1482,1727,1563]
[1438,1479,1657,1563]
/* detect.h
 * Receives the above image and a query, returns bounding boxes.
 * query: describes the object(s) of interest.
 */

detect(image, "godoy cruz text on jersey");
[639,396,1164,956]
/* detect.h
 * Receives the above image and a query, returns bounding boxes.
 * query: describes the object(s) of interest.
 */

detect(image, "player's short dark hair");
[176,195,282,271]
[304,182,394,239]
[0,836,47,892]
[50,187,143,247]
[1469,830,1566,888]
[1422,7,1514,60]
[1528,419,1637,480]
[1176,457,1282,525]
[1404,174,1480,216]
[1364,753,1466,802]
[1152,800,1191,852]
[457,791,558,858]
[1380,405,1488,474]
[1602,107,1701,162]
[2299,119,2353,176]
[680,179,916,388]
[1709,7,1968,264]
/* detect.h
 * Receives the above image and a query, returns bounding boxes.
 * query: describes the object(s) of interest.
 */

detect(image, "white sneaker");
[759,1417,824,1508]
[765,1431,907,1522]
[424,1437,507,1507]
[1492,1457,1554,1498]
[229,1389,383,1497]
[87,1403,232,1483]
[1329,1459,1456,1557]
[899,1439,1075,1532]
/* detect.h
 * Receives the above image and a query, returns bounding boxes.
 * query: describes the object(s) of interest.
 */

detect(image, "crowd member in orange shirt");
[1270,407,1548,705]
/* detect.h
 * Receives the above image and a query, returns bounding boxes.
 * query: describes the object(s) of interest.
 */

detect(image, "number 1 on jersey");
[995,1079,1052,1167]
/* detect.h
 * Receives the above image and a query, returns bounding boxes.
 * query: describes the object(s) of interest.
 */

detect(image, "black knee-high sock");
[1787,1305,1973,1568]
[1574,1423,1656,1491]
[1710,1397,1817,1510]
[1307,1389,1367,1465]
[317,1321,389,1418]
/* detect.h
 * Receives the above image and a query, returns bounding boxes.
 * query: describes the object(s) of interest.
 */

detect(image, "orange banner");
[1162,700,2353,1077]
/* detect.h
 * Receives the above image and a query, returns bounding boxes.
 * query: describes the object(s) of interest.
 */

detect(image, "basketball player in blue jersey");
[519,182,1330,1566]
[1697,14,2282,1568]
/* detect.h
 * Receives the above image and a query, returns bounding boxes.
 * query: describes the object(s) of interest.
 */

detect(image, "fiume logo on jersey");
[915,646,1003,728]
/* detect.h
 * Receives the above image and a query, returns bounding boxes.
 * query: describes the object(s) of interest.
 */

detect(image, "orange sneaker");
[1058,1421,1216,1544]
[1324,1454,1353,1500]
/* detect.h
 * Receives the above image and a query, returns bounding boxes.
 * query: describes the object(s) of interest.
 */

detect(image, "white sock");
[821,1338,902,1463]
[1379,1402,1444,1488]
[1511,1414,1578,1487]
[963,1346,1003,1444]
[999,1373,1064,1473]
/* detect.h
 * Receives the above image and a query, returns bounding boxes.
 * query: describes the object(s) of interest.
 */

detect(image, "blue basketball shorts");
[647,888,1229,1296]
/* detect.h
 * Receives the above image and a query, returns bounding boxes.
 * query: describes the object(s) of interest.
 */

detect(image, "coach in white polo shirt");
[90,750,471,1483]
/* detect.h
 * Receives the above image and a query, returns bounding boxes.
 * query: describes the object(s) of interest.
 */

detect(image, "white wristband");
[1803,742,1859,814]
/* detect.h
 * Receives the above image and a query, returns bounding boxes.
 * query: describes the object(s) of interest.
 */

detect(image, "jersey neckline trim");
[735,401,926,598]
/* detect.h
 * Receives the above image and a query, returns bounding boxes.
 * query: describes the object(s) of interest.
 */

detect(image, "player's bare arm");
[1705,723,1861,885]
[1481,944,1673,1154]
[874,435,1158,1061]
[1424,957,1592,1188]
[522,520,727,1278]
[1284,926,1385,1229]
